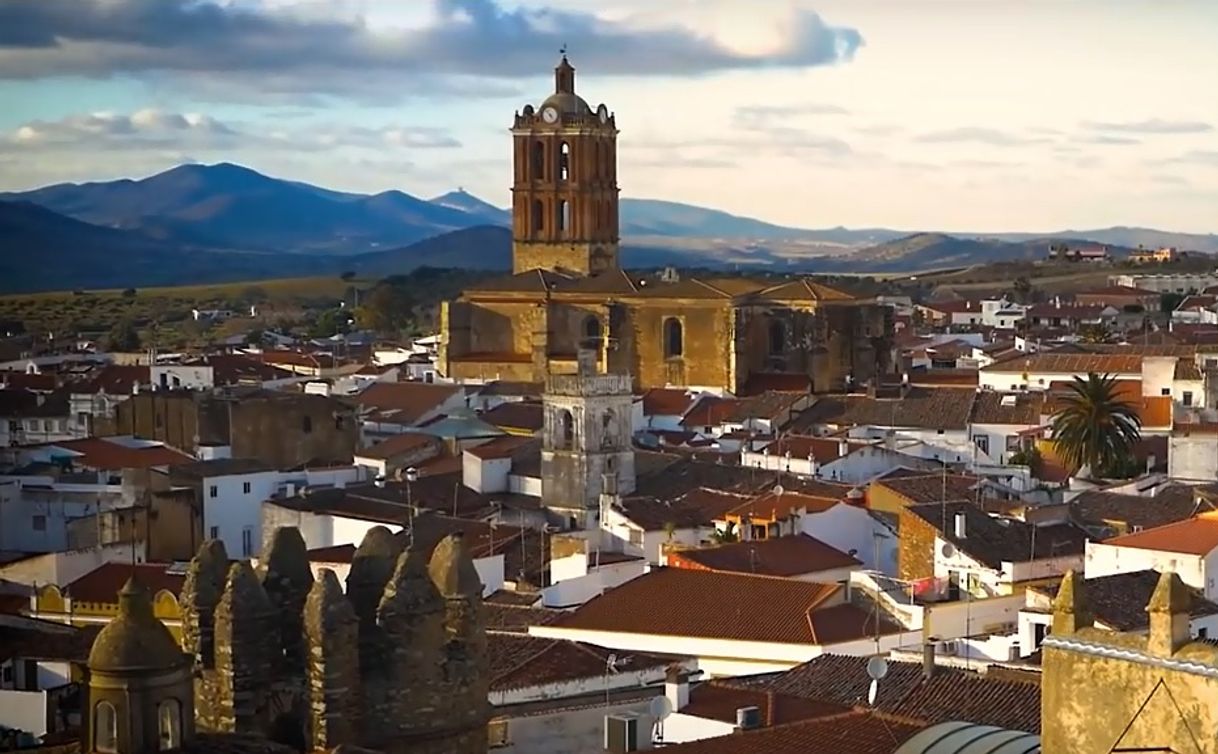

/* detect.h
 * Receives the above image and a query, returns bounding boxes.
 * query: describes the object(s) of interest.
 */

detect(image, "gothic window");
[583,315,601,341]
[769,320,786,355]
[158,699,182,751]
[664,318,683,358]
[301,415,312,434]
[532,199,544,233]
[556,409,574,450]
[531,140,545,180]
[95,701,118,753]
[559,141,570,181]
[557,200,570,235]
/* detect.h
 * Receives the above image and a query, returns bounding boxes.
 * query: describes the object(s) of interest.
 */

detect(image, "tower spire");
[555,51,575,94]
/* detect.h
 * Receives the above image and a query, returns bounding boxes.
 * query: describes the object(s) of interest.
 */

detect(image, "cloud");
[1072,134,1141,146]
[913,127,1052,147]
[1082,118,1213,134]
[1165,149,1218,167]
[0,0,863,101]
[0,109,462,155]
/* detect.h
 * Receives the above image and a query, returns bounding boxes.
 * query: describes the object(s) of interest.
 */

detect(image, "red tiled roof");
[984,352,1142,374]
[551,568,897,645]
[488,634,668,691]
[464,435,537,460]
[481,401,543,432]
[73,365,149,395]
[669,534,860,577]
[1104,511,1218,556]
[0,371,57,391]
[683,683,848,726]
[739,373,813,397]
[762,435,855,463]
[681,396,745,428]
[355,432,439,461]
[66,562,184,601]
[642,388,700,417]
[49,437,194,471]
[358,382,460,424]
[653,710,925,754]
[906,369,979,387]
[728,489,845,521]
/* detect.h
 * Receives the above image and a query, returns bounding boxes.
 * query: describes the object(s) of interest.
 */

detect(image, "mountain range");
[1,161,1215,293]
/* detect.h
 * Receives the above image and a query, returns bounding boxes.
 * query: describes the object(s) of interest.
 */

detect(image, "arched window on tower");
[158,700,182,751]
[556,409,574,450]
[557,200,570,235]
[584,315,601,340]
[559,141,570,181]
[531,140,545,181]
[532,199,544,233]
[769,320,787,355]
[664,318,683,358]
[95,701,118,753]
[601,408,617,449]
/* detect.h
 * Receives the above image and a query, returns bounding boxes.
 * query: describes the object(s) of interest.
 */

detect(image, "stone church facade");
[440,56,894,393]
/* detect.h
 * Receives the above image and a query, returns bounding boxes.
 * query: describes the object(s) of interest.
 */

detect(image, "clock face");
[541,107,559,124]
[597,104,609,124]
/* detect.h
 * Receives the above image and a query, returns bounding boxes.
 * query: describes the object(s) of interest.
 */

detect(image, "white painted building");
[1110,273,1218,294]
[1084,513,1218,600]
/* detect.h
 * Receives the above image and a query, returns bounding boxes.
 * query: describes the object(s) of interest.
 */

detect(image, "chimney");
[837,438,849,458]
[953,512,967,539]
[735,706,761,731]
[1146,571,1192,657]
[665,667,690,712]
[922,641,936,678]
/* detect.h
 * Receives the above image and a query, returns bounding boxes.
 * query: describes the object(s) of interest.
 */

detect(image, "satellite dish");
[868,678,879,706]
[773,484,785,496]
[866,656,889,680]
[649,695,673,721]
[940,542,956,558]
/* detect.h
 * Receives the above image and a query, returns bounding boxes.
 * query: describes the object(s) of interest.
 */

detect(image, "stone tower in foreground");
[180,526,489,754]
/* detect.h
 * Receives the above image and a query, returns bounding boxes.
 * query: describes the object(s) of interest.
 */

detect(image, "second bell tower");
[510,55,619,276]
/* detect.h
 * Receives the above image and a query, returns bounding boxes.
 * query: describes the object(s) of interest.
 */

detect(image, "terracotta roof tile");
[757,654,1041,734]
[464,435,538,460]
[670,535,860,577]
[642,388,700,417]
[983,352,1143,374]
[1034,570,1218,632]
[653,710,925,754]
[680,397,744,428]
[969,391,1045,425]
[872,473,983,506]
[682,682,848,726]
[354,432,440,461]
[488,633,668,691]
[1103,511,1218,555]
[1069,484,1216,534]
[66,562,184,601]
[794,388,978,432]
[739,373,813,396]
[48,437,194,471]
[906,369,979,387]
[761,435,853,463]
[72,364,149,395]
[906,501,1086,568]
[357,382,460,423]
[481,401,543,432]
[615,487,752,531]
[550,568,899,645]
[483,603,563,634]
[728,489,845,520]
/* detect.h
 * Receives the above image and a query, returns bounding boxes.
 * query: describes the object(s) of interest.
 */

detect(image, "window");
[601,409,616,449]
[628,528,643,546]
[158,699,181,751]
[769,320,786,356]
[556,409,574,450]
[242,482,251,495]
[583,316,601,341]
[557,199,570,234]
[664,318,683,358]
[94,701,118,753]
[302,415,313,434]
[32,514,46,531]
[559,141,570,181]
[531,140,545,180]
[1199,626,1209,639]
[241,527,254,558]
[209,485,218,499]
[209,526,219,540]
[29,419,41,432]
[335,415,345,430]
[1184,391,1194,407]
[1161,388,1171,396]
[973,436,989,454]
[532,199,544,233]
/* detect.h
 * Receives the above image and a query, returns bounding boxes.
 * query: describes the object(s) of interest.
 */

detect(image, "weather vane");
[560,43,567,56]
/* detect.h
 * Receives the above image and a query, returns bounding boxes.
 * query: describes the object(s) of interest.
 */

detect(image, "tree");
[710,521,739,544]
[105,319,141,352]
[309,308,352,339]
[1050,373,1142,477]
[357,279,414,333]
[340,270,356,282]
[1010,276,1034,304]
[1078,324,1113,344]
[121,288,137,299]
[663,521,677,542]
[1160,292,1185,314]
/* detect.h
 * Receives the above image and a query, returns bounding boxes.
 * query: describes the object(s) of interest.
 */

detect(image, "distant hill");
[351,225,513,277]
[0,200,332,293]
[429,190,511,225]
[815,232,1136,273]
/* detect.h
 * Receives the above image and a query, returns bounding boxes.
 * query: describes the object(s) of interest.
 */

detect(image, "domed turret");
[89,577,187,673]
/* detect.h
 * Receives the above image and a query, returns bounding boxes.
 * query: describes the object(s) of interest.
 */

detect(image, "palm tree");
[1051,373,1142,476]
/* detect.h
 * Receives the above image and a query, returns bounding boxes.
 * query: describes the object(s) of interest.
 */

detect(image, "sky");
[1,0,1217,233]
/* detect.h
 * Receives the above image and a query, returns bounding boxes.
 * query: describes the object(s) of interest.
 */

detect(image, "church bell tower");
[511,55,619,277]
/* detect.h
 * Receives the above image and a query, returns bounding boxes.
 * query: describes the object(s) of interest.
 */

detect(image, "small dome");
[88,577,187,673]
[540,91,592,117]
